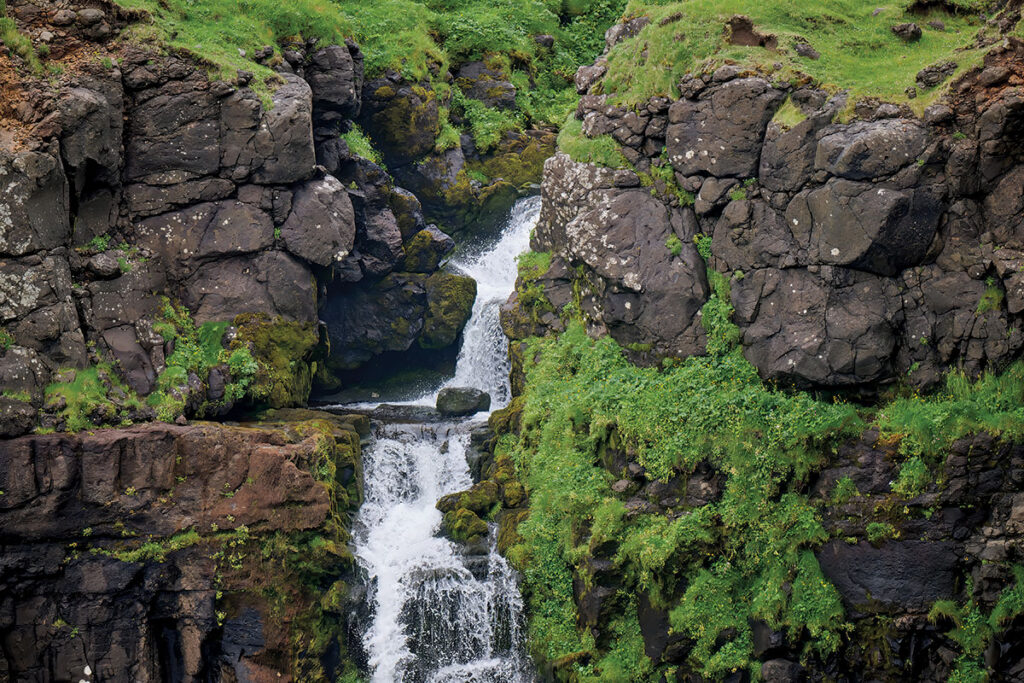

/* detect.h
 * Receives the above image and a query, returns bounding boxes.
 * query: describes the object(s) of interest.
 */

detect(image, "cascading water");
[348,197,541,682]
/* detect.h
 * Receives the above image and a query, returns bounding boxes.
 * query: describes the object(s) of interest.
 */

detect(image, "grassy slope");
[598,0,1002,112]
[507,261,1024,680]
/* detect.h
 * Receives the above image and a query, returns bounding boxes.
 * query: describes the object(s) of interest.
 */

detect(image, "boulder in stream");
[436,387,491,416]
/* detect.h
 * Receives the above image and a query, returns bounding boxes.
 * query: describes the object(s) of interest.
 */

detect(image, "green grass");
[599,0,994,111]
[0,16,42,73]
[556,115,630,168]
[45,365,143,432]
[114,0,625,139]
[340,124,383,165]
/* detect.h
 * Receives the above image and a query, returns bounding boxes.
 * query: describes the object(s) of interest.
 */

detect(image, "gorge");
[1,0,1024,681]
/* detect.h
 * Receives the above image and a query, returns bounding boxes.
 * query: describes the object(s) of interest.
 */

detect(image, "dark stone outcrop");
[436,387,491,416]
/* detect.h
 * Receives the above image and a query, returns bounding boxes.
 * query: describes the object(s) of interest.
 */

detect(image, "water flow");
[351,196,540,682]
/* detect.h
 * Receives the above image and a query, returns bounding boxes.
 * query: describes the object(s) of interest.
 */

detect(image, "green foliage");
[928,571,1024,681]
[340,124,383,165]
[977,282,1005,314]
[2,390,31,402]
[556,115,630,168]
[891,456,931,497]
[665,233,683,257]
[866,521,897,544]
[45,365,143,432]
[729,186,748,202]
[694,233,712,262]
[649,158,694,205]
[0,328,13,351]
[772,97,808,129]
[602,0,989,110]
[230,313,318,408]
[876,362,1024,458]
[0,15,42,73]
[830,475,858,504]
[86,234,112,252]
[109,528,202,563]
[452,88,521,152]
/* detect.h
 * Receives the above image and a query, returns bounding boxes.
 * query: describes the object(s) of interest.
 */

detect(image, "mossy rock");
[420,272,476,350]
[436,480,500,516]
[497,508,529,556]
[469,130,557,189]
[501,480,526,508]
[488,396,525,435]
[442,507,488,544]
[362,80,439,165]
[231,314,318,409]
[402,226,455,273]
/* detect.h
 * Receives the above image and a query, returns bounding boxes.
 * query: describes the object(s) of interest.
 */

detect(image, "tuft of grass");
[45,365,143,432]
[340,123,383,165]
[772,96,808,129]
[0,16,42,73]
[556,115,629,168]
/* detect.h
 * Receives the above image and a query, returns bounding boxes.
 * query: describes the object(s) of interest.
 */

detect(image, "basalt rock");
[436,387,491,416]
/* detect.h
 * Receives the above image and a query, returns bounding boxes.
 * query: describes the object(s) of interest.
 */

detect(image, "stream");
[336,197,541,682]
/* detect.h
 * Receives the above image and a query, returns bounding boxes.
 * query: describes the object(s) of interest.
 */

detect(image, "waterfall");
[348,197,541,682]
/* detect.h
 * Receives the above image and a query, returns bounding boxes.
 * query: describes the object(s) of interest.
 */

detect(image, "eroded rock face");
[511,49,1024,390]
[0,416,365,682]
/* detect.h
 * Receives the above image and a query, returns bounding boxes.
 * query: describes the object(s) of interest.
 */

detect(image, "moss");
[420,272,477,350]
[368,84,439,159]
[556,114,629,168]
[45,364,144,432]
[442,507,489,543]
[489,395,525,435]
[231,314,319,409]
[402,229,447,272]
[497,508,529,555]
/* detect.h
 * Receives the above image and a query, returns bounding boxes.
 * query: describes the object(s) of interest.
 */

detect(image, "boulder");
[306,42,364,134]
[249,74,317,184]
[402,225,455,273]
[359,78,439,166]
[786,179,943,276]
[280,175,357,267]
[667,78,786,178]
[732,267,902,387]
[891,23,922,41]
[0,396,37,438]
[456,60,517,110]
[814,119,928,180]
[183,251,316,323]
[0,146,70,257]
[436,387,491,416]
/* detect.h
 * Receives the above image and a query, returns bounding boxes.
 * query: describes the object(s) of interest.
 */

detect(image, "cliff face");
[490,7,1024,681]
[0,411,368,681]
[510,37,1024,392]
[0,0,482,438]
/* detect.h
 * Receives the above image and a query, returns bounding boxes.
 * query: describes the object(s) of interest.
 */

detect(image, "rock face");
[0,414,366,681]
[0,23,475,434]
[513,41,1024,389]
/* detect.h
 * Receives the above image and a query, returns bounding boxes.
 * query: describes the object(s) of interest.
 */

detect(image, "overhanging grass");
[601,0,994,110]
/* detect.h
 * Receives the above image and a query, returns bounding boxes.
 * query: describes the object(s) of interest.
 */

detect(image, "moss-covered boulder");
[359,78,439,166]
[421,272,476,349]
[469,129,557,188]
[442,507,489,543]
[231,313,319,409]
[402,225,455,273]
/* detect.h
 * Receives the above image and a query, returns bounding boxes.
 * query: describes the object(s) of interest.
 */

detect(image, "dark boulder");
[456,61,517,110]
[667,78,786,178]
[359,77,439,166]
[280,175,357,267]
[436,387,491,416]
[891,23,923,41]
[306,42,364,132]
[0,396,37,438]
[0,146,70,257]
[816,539,957,609]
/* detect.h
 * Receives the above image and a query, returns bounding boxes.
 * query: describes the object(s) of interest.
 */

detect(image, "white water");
[350,197,540,682]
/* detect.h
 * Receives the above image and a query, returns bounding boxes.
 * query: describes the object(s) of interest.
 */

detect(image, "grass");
[598,0,995,112]
[340,124,383,165]
[113,0,626,141]
[0,15,42,73]
[45,365,143,432]
[556,115,630,168]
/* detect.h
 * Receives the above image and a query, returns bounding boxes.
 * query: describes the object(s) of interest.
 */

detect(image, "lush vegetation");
[598,0,998,111]
[506,250,1024,677]
[114,0,626,134]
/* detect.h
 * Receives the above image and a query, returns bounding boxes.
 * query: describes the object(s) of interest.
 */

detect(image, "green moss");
[45,365,143,432]
[468,130,557,188]
[231,314,319,409]
[665,234,683,257]
[977,281,1005,314]
[442,507,488,543]
[420,272,477,350]
[0,328,13,351]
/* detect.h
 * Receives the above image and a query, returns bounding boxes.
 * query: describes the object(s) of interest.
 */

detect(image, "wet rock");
[359,77,439,166]
[306,43,364,134]
[0,396,37,437]
[817,539,957,609]
[436,387,491,416]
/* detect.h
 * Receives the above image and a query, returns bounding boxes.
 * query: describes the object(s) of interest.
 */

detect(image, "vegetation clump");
[229,313,319,409]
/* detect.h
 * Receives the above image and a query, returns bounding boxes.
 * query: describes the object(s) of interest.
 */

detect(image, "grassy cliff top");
[599,0,1015,110]
[114,0,623,119]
